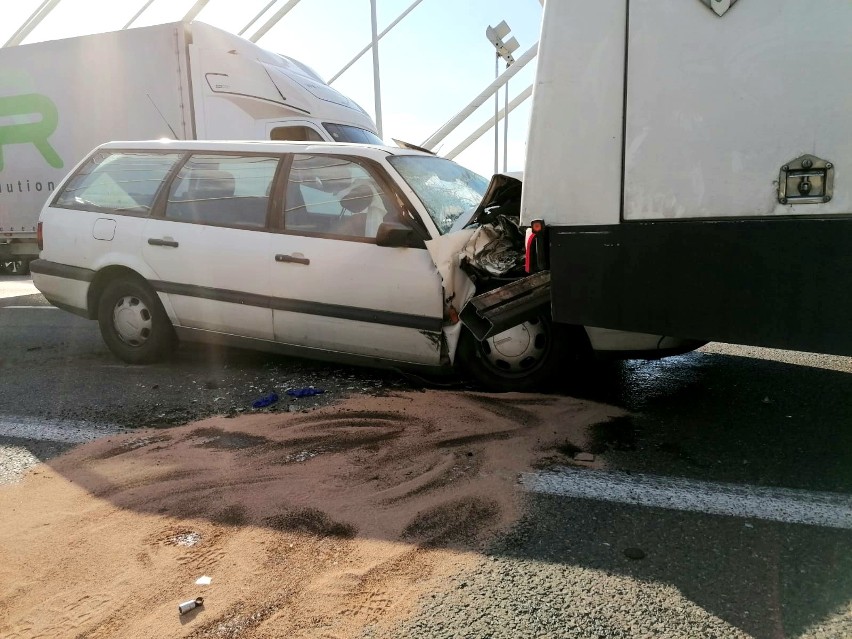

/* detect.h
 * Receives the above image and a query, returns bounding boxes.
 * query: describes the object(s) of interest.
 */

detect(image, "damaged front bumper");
[459,271,551,341]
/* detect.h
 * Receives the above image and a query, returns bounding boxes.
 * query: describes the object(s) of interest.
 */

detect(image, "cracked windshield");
[0,1,850,638]
[388,155,489,234]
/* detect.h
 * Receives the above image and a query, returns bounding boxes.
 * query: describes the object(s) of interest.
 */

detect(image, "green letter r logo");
[0,93,63,170]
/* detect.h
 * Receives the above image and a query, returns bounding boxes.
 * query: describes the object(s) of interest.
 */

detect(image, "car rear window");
[52,151,181,215]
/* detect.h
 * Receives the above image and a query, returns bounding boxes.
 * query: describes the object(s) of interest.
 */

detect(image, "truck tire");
[14,259,31,275]
[457,314,574,392]
[97,278,175,364]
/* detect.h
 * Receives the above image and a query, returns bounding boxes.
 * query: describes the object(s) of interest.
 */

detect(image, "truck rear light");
[37,222,43,250]
[525,219,545,273]
[525,231,535,273]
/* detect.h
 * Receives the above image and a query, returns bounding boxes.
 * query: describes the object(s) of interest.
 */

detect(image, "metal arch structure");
[238,0,277,36]
[420,43,539,151]
[328,0,426,84]
[445,84,533,160]
[247,0,304,43]
[182,0,212,23]
[3,0,64,48]
[123,0,156,29]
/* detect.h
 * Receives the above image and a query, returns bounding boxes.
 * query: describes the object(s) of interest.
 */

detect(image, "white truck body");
[521,0,852,355]
[0,21,378,261]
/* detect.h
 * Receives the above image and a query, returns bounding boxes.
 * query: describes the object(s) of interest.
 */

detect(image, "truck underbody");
[545,218,852,357]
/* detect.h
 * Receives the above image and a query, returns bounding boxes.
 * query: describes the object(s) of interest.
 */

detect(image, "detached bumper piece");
[460,271,552,341]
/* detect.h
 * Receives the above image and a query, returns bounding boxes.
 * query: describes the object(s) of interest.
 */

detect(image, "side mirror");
[376,221,414,247]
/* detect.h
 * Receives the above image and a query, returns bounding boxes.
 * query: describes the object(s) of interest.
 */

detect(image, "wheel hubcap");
[480,318,549,375]
[113,295,152,347]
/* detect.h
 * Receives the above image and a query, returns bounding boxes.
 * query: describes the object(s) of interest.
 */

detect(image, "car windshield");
[387,155,489,234]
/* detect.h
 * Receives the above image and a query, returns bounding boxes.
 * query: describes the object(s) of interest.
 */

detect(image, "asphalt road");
[2,275,851,638]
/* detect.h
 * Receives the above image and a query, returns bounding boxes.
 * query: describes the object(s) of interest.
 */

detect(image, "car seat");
[337,180,388,237]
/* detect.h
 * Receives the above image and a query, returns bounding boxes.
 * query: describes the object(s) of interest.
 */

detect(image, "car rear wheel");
[457,314,577,392]
[97,278,175,364]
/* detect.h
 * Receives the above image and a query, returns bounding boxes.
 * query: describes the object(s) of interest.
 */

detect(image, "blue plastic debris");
[286,387,325,398]
[252,392,279,408]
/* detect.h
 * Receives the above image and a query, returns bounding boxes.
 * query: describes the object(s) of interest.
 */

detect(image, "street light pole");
[369,0,383,139]
[504,66,510,172]
[485,21,519,174]
[494,52,499,174]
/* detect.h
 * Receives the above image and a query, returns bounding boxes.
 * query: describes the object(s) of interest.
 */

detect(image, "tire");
[14,259,30,275]
[97,277,175,364]
[457,314,582,392]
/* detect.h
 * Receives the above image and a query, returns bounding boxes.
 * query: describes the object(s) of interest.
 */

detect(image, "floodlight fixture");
[489,20,511,42]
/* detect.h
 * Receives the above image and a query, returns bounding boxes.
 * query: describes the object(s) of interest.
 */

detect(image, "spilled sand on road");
[0,390,619,638]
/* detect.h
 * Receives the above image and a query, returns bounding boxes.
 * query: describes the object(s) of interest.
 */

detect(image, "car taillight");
[37,221,43,251]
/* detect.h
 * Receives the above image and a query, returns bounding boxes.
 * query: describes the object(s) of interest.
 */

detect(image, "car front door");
[142,152,279,341]
[267,153,445,366]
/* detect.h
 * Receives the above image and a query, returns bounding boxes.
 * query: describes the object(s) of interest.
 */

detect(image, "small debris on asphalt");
[286,387,325,398]
[178,597,204,615]
[169,532,201,547]
[252,393,279,408]
[623,547,646,560]
[573,452,595,462]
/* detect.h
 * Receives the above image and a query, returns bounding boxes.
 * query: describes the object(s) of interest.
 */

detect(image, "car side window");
[52,152,181,215]
[165,154,279,228]
[283,154,398,239]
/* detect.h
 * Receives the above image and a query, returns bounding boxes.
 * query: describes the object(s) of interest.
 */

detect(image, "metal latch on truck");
[778,155,834,205]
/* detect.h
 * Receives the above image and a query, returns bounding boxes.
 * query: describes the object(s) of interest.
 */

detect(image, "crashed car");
[31,140,702,390]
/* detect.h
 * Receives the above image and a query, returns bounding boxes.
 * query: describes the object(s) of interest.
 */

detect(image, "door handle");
[275,254,310,265]
[148,238,179,248]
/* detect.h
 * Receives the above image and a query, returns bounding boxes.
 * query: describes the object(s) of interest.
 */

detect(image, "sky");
[0,0,544,177]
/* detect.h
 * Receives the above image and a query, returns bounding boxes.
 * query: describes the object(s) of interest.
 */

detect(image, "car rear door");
[141,152,279,340]
[267,153,445,366]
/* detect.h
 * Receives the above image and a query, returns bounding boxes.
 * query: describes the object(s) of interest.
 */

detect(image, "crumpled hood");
[423,171,525,363]
[461,172,524,229]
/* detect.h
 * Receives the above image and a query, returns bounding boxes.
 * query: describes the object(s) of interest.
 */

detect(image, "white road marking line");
[2,305,57,309]
[0,287,40,299]
[0,417,127,445]
[522,466,852,530]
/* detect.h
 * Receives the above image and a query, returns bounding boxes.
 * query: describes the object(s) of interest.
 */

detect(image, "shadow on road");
[561,351,852,493]
[494,492,852,639]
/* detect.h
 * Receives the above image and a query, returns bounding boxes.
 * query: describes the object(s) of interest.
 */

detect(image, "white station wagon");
[31,141,701,390]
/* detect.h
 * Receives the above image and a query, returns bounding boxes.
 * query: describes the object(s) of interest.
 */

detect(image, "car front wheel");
[97,278,175,364]
[457,314,579,392]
